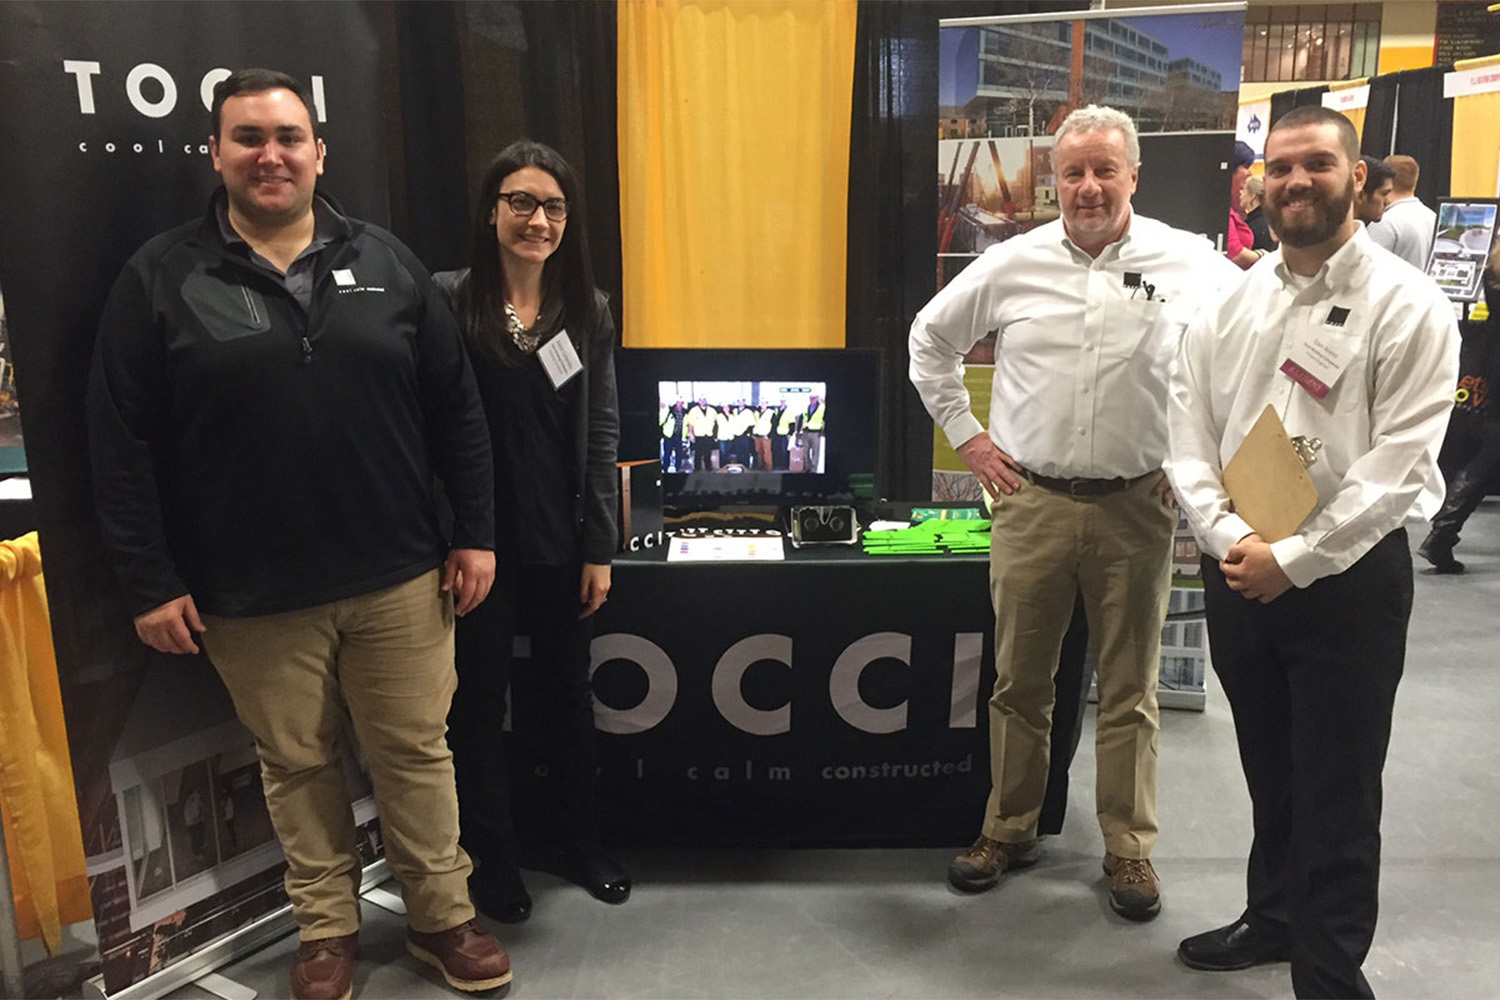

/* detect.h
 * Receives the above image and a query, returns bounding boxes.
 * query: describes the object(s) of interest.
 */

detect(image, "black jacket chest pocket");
[182,267,273,341]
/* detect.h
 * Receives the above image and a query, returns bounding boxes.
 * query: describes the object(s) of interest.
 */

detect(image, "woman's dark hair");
[461,139,598,362]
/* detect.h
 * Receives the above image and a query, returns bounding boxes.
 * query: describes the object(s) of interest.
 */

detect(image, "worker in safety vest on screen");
[752,404,776,470]
[685,398,718,471]
[801,395,826,474]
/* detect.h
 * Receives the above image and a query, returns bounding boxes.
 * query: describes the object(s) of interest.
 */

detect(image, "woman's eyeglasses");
[496,191,569,222]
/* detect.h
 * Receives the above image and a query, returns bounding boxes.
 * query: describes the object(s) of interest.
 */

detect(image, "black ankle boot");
[1418,531,1465,574]
[469,862,532,923]
[563,849,632,904]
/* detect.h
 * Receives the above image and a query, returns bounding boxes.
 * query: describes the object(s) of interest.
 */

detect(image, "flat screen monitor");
[615,348,882,509]
[1427,198,1499,303]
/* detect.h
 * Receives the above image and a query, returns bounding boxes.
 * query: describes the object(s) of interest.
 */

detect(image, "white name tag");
[332,268,356,286]
[1280,325,1354,399]
[537,330,583,389]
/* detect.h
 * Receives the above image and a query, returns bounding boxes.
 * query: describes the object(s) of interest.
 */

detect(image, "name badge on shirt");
[1279,310,1355,399]
[537,330,583,390]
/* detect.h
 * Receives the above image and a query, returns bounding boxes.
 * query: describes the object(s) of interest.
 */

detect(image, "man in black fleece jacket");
[87,68,509,999]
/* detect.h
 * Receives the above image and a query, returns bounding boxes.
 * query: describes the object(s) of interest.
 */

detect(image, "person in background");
[1367,154,1437,269]
[775,397,799,470]
[437,139,630,926]
[801,394,827,473]
[686,397,718,471]
[1240,175,1276,254]
[88,68,508,999]
[1167,106,1457,999]
[1353,155,1395,226]
[716,401,739,469]
[1419,241,1500,573]
[1227,140,1259,269]
[752,402,776,470]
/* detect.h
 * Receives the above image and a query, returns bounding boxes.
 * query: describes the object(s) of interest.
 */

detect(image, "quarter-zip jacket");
[88,191,495,617]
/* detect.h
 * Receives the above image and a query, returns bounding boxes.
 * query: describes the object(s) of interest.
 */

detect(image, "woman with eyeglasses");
[435,140,628,924]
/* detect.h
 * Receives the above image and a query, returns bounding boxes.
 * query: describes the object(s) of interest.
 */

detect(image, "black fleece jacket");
[88,191,494,617]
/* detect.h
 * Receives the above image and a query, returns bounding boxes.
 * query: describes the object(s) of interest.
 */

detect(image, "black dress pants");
[449,563,602,867]
[1430,417,1500,547]
[1201,530,1412,1000]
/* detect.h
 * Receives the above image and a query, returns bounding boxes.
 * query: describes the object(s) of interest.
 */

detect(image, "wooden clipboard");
[1221,405,1319,542]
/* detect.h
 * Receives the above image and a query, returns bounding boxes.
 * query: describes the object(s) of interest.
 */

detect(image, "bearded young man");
[1165,106,1458,998]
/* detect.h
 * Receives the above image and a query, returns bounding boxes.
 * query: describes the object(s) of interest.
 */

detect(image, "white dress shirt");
[1166,227,1459,589]
[1366,195,1437,270]
[909,214,1242,480]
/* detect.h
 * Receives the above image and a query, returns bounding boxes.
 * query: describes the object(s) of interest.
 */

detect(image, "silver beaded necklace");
[504,301,541,354]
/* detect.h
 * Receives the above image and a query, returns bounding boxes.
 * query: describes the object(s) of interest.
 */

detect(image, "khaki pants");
[982,475,1174,858]
[201,570,474,939]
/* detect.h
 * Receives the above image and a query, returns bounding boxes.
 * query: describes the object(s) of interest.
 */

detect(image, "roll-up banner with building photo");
[0,3,388,994]
[932,2,1246,501]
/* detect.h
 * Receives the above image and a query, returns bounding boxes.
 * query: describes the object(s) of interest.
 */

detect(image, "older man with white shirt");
[1166,106,1457,998]
[909,105,1240,922]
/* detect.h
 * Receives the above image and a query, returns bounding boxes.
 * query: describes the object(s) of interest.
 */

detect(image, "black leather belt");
[1019,467,1153,497]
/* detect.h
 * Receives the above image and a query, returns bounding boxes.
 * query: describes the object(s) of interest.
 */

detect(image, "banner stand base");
[193,971,256,1000]
[82,859,390,1000]
[361,885,407,915]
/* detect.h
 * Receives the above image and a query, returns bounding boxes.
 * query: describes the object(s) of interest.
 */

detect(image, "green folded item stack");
[862,517,991,555]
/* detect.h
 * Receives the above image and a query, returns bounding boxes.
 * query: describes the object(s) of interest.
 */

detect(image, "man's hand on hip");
[956,432,1024,499]
[443,547,496,616]
[1222,533,1294,603]
[134,595,206,655]
[1150,471,1178,509]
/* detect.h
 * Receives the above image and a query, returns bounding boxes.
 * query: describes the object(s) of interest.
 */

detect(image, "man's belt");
[1018,467,1154,497]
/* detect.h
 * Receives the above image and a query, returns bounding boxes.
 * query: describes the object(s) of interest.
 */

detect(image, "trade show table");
[517,542,1001,848]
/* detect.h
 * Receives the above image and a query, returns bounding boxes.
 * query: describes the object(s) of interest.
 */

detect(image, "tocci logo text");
[62,61,327,155]
[587,631,986,736]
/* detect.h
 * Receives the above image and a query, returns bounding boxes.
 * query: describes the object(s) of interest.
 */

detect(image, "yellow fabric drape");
[1450,55,1500,198]
[1326,78,1367,142]
[0,532,91,955]
[618,0,857,348]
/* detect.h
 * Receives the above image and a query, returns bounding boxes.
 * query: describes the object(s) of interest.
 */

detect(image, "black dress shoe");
[565,851,632,904]
[468,866,533,924]
[1418,533,1466,574]
[1178,918,1290,971]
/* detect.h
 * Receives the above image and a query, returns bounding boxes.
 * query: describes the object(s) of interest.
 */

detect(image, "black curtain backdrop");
[390,2,622,325]
[846,0,1087,500]
[1270,83,1331,126]
[396,0,1083,501]
[1361,73,1398,157]
[1267,71,1453,209]
[1392,66,1454,207]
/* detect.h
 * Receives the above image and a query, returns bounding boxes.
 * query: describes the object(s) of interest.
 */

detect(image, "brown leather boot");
[947,835,1040,892]
[407,919,512,992]
[1104,853,1162,922]
[289,933,357,1000]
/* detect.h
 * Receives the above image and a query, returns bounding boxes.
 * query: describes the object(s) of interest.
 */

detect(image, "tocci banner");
[0,2,386,994]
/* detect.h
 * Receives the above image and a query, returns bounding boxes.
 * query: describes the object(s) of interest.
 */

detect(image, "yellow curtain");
[0,532,91,955]
[1450,55,1500,198]
[1326,78,1367,141]
[618,0,857,348]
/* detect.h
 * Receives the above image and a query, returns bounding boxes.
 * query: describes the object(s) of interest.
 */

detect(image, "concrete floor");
[158,506,1500,1000]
